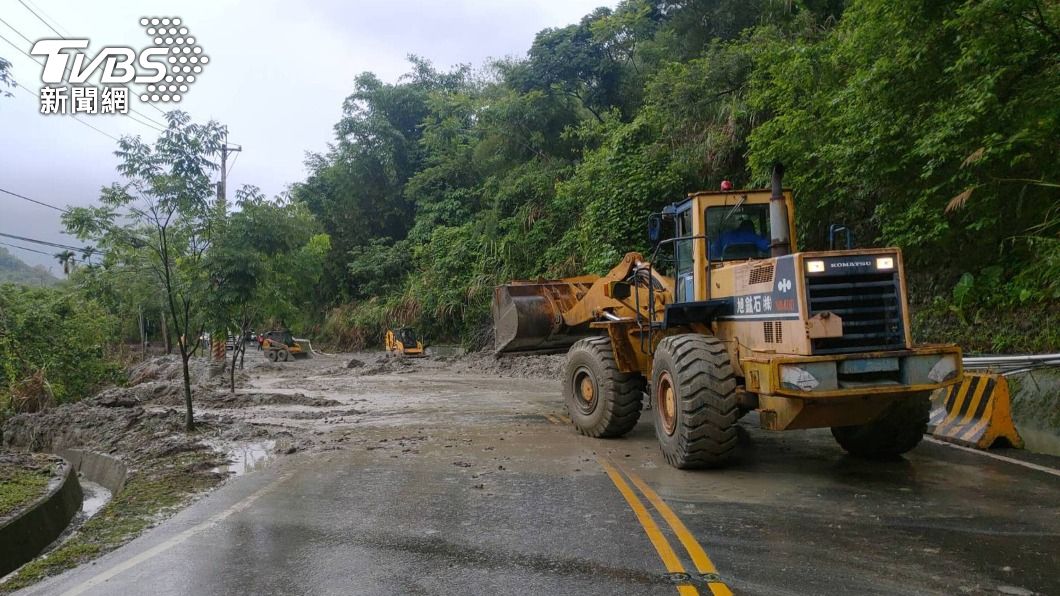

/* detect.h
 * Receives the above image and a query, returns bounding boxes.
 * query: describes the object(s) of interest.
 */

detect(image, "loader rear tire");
[831,392,930,458]
[564,337,644,438]
[652,334,738,469]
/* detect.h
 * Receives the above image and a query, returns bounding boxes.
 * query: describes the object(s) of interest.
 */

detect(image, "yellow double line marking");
[543,413,571,425]
[599,458,733,596]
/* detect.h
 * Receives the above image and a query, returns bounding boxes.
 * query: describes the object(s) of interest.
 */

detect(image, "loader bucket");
[492,280,595,354]
[292,339,313,359]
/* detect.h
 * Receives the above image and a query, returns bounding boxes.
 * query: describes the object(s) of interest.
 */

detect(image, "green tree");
[64,111,227,430]
[0,285,117,413]
[292,0,1058,353]
[514,7,642,122]
[0,57,13,99]
[205,186,328,389]
[748,0,1060,287]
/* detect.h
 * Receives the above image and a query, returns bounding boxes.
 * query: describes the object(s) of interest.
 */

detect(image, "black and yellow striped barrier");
[928,372,1024,449]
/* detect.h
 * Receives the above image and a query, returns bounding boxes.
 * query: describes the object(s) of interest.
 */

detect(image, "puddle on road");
[1017,427,1060,458]
[223,441,276,476]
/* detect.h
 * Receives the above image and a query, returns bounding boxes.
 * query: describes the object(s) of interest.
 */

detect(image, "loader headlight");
[876,257,894,270]
[927,354,958,383]
[780,365,821,391]
[806,260,825,273]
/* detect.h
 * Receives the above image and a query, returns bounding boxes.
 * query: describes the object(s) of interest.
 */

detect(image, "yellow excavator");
[385,327,426,357]
[493,165,963,468]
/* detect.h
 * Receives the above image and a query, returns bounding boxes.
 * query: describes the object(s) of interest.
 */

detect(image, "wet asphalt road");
[20,367,1060,596]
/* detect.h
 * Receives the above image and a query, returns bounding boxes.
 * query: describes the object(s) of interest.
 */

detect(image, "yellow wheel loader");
[385,327,426,357]
[493,165,963,468]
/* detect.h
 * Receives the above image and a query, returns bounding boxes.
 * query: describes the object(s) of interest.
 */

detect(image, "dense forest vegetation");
[296,0,1059,351]
[2,0,1058,418]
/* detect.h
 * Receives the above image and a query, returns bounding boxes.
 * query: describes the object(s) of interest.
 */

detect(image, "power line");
[0,31,167,132]
[15,0,166,117]
[0,14,79,100]
[0,231,89,253]
[0,186,67,212]
[1,12,227,165]
[16,0,61,38]
[0,14,76,89]
[0,239,53,256]
[19,0,70,37]
[13,81,120,141]
[0,15,33,46]
[0,25,168,131]
[0,187,150,261]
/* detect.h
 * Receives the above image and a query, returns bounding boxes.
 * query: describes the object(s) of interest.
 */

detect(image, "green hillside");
[0,248,58,287]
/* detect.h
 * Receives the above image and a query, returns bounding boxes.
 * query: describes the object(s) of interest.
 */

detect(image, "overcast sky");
[1,0,610,272]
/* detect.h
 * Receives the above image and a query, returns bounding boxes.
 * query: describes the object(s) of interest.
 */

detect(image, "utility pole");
[138,304,146,360]
[217,133,243,211]
[160,295,171,354]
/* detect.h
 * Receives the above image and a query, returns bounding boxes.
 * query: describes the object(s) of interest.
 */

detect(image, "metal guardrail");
[963,354,1060,376]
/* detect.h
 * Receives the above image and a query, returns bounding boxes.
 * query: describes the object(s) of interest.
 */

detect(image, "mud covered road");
[19,353,1060,596]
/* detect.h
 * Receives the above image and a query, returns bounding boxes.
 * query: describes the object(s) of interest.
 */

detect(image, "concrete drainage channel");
[1009,368,1060,456]
[0,450,127,578]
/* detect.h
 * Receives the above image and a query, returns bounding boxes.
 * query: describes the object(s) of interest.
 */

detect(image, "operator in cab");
[713,219,769,259]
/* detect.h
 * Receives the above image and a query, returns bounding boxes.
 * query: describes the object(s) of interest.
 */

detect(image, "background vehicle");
[492,165,963,468]
[261,330,308,362]
[385,327,425,357]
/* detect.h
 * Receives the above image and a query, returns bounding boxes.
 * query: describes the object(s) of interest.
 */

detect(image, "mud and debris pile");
[1,354,321,469]
[111,354,308,409]
[113,355,214,404]
[126,355,210,386]
[343,350,565,379]
[1,394,264,467]
[451,351,566,379]
[357,355,420,376]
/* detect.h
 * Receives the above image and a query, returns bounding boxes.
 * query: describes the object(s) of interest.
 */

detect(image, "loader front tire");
[564,337,644,438]
[831,392,931,458]
[652,334,738,469]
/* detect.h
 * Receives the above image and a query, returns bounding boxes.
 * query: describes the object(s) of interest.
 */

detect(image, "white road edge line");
[925,437,1060,478]
[61,472,293,596]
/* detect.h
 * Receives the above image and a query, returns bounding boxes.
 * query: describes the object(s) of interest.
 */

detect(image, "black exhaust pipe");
[769,162,791,257]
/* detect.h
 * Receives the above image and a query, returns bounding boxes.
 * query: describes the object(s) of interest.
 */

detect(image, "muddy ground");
[2,349,555,473]
[1,350,513,460]
[0,348,559,589]
[12,347,1060,596]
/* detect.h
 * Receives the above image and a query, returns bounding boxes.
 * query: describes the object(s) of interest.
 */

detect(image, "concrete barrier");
[0,458,82,576]
[58,449,127,494]
[929,372,1024,449]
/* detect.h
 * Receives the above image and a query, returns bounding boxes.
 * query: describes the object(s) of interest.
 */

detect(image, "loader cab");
[656,187,796,303]
[397,327,418,348]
